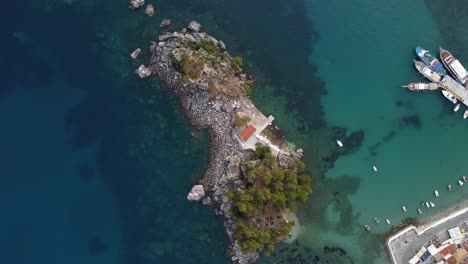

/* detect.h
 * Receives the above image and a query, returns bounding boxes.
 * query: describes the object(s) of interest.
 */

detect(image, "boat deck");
[439,75,468,106]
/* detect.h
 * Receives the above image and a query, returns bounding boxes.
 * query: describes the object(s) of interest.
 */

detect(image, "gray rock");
[130,48,141,59]
[135,64,152,78]
[129,0,145,9]
[144,4,154,16]
[218,40,226,50]
[160,19,171,28]
[158,34,175,42]
[187,185,205,201]
[188,21,202,32]
[184,34,197,43]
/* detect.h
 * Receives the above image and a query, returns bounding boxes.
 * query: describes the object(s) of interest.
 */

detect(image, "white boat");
[464,110,468,119]
[426,202,430,208]
[442,90,458,104]
[374,217,380,224]
[463,176,467,182]
[448,185,453,191]
[434,190,439,197]
[402,82,439,91]
[402,206,407,212]
[414,60,442,82]
[430,202,435,208]
[421,202,425,207]
[365,225,371,231]
[372,166,378,172]
[417,208,422,214]
[459,180,464,186]
[453,104,460,112]
[386,219,391,225]
[336,140,343,147]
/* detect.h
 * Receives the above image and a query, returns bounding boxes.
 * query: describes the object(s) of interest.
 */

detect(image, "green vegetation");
[189,40,218,54]
[173,53,203,80]
[232,56,244,67]
[228,146,312,255]
[235,115,251,127]
[241,83,252,96]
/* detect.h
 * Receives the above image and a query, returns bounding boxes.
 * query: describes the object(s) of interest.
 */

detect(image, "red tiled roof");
[441,247,450,256]
[239,125,256,141]
[447,256,456,264]
[447,244,457,254]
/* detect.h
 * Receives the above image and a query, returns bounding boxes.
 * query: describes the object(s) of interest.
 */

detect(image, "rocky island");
[141,21,312,263]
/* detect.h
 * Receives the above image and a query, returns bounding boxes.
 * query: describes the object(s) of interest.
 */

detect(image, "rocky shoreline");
[139,21,305,263]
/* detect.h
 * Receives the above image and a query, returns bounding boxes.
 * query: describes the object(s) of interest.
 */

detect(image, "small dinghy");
[336,140,343,147]
[448,185,453,191]
[365,225,371,232]
[430,202,435,208]
[386,219,391,225]
[459,180,464,186]
[417,208,422,214]
[434,190,439,197]
[421,202,425,207]
[374,217,380,224]
[464,110,468,119]
[425,202,430,208]
[402,206,407,212]
[453,104,461,112]
[463,176,467,182]
[372,166,378,172]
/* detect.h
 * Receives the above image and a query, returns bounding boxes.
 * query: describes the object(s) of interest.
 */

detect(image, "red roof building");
[239,125,256,141]
[447,244,457,254]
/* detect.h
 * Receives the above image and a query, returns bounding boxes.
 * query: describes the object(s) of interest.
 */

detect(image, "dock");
[439,75,468,106]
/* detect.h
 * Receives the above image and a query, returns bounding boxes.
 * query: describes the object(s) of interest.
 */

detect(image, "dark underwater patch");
[88,237,108,256]
[399,114,422,129]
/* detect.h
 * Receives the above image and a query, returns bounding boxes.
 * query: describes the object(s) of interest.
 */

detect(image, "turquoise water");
[2,0,468,264]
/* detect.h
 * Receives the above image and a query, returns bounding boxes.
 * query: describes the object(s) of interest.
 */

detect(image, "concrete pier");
[440,75,468,106]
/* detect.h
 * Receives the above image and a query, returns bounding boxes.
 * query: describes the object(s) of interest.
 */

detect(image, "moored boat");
[414,60,442,82]
[417,208,422,214]
[454,104,460,112]
[464,176,467,182]
[459,180,464,186]
[402,206,407,212]
[402,82,439,91]
[365,225,371,232]
[374,217,380,224]
[425,202,430,208]
[434,190,439,197]
[336,140,343,147]
[442,90,458,104]
[440,47,468,84]
[416,47,446,75]
[430,202,435,208]
[448,184,453,191]
[464,110,468,119]
[372,166,378,172]
[386,219,391,225]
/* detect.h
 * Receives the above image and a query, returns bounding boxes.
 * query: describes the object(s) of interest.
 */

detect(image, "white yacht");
[448,185,453,191]
[365,225,371,231]
[464,110,468,119]
[402,206,407,212]
[336,140,343,147]
[386,219,391,225]
[417,208,422,214]
[430,202,435,208]
[459,180,464,186]
[374,217,380,224]
[372,166,378,172]
[453,104,461,112]
[463,176,467,182]
[434,190,439,197]
[442,90,458,104]
[426,202,430,208]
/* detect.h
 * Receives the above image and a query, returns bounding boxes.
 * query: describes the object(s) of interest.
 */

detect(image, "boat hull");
[416,47,446,75]
[440,47,467,84]
[414,60,441,82]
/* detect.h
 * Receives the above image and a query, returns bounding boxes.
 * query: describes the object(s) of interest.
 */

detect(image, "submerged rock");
[160,19,171,28]
[144,4,155,16]
[187,185,205,201]
[129,0,145,10]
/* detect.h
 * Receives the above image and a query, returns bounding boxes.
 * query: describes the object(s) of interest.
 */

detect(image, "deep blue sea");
[0,1,466,264]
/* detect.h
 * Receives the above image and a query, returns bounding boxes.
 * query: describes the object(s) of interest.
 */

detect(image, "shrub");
[241,83,252,96]
[232,56,243,67]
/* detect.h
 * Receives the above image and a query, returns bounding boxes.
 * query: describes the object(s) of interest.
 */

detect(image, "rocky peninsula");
[140,21,312,263]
